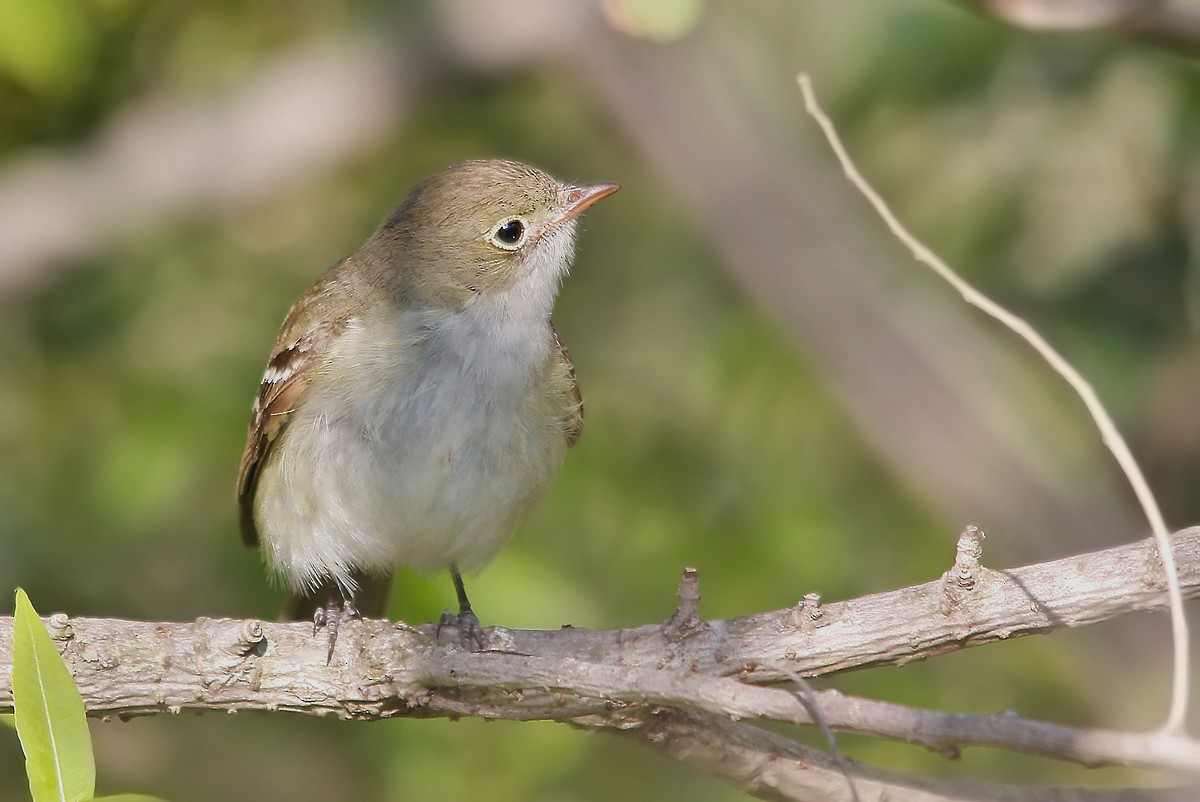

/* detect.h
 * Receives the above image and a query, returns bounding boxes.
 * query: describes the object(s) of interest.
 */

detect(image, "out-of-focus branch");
[955,0,1200,57]
[0,3,1151,570]
[0,42,416,293]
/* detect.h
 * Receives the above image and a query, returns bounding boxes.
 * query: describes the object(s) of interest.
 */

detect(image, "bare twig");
[797,72,1191,734]
[572,5,1149,579]
[771,664,863,802]
[662,566,706,640]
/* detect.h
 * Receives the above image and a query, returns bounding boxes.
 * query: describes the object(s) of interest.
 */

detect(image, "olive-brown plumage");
[237,160,617,632]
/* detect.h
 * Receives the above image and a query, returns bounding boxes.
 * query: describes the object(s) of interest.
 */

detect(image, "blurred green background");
[2,1,1198,799]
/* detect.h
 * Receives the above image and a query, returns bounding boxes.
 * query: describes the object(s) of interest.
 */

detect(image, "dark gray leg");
[437,564,484,649]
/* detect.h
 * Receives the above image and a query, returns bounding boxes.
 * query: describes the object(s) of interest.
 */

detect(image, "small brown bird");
[236,160,618,651]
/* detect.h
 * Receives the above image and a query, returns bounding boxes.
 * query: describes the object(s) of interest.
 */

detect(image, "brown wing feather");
[552,325,584,447]
[236,316,349,547]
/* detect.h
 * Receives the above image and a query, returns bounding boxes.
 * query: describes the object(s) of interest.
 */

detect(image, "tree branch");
[954,0,1200,58]
[2,529,1199,786]
[597,708,1198,802]
[0,40,419,293]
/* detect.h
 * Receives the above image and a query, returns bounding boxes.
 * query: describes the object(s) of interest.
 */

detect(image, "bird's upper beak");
[550,182,621,228]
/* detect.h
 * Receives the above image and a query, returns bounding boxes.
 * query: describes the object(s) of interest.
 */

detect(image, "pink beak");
[551,182,621,227]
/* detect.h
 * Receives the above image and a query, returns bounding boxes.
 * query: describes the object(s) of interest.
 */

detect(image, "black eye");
[495,219,524,245]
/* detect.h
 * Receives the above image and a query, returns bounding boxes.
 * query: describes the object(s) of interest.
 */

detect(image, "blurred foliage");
[1,1,1197,800]
[600,0,705,42]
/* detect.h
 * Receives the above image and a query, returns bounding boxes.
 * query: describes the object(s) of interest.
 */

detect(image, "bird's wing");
[236,315,349,547]
[552,325,584,447]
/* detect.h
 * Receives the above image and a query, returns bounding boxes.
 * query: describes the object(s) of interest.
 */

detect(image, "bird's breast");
[284,308,567,574]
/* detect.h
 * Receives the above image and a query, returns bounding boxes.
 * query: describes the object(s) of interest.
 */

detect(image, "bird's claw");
[437,608,485,650]
[313,594,360,663]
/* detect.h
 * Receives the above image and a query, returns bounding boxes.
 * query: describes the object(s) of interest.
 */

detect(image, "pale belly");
[254,322,568,593]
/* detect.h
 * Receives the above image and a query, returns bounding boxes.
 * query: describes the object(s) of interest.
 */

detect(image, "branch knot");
[663,567,708,641]
[941,525,986,614]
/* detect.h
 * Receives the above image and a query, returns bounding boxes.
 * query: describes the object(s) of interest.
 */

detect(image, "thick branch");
[1,530,1198,779]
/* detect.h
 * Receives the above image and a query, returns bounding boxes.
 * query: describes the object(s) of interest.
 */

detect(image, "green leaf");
[92,796,171,802]
[1,713,16,729]
[11,589,95,802]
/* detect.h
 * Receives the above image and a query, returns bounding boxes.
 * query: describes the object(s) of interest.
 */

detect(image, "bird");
[236,159,619,655]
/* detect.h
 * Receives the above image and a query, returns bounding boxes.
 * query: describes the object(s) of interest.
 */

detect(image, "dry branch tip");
[663,567,706,640]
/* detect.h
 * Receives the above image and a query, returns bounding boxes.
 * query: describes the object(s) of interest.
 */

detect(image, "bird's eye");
[490,218,527,250]
[496,220,523,243]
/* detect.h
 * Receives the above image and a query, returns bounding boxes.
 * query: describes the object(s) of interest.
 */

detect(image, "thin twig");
[796,72,1191,734]
[771,664,863,802]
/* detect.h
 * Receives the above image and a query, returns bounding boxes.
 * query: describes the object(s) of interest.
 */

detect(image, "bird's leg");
[437,565,484,650]
[312,584,361,664]
[452,567,482,644]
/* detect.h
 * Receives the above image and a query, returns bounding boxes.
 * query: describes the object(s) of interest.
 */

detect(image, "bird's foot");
[313,593,360,663]
[437,608,485,651]
[442,565,484,650]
